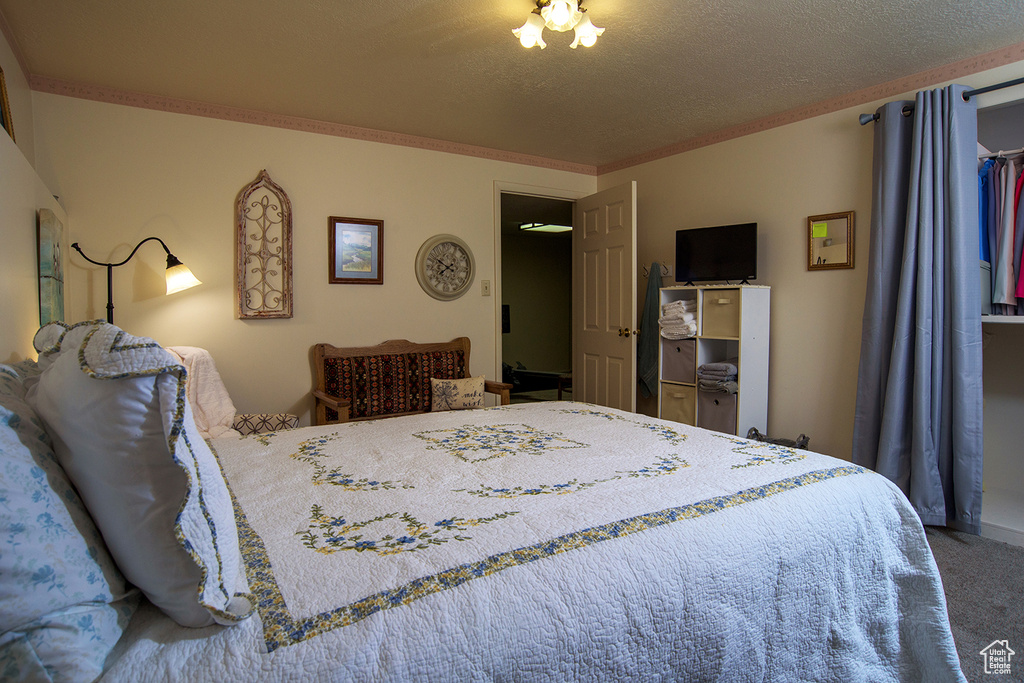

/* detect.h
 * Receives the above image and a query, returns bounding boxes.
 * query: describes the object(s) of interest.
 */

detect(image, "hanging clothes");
[993,158,1018,307]
[978,159,993,263]
[986,159,1000,302]
[1013,169,1024,313]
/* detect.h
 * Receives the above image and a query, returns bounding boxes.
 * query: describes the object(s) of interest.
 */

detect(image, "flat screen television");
[675,223,757,283]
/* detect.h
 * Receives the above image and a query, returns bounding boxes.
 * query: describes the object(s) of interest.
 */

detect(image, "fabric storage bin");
[697,390,737,434]
[701,289,741,338]
[660,383,696,426]
[661,339,696,384]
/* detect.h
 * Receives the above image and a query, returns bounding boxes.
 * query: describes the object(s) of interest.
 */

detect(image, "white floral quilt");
[102,402,965,682]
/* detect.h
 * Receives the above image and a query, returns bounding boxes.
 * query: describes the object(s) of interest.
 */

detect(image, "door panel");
[572,182,637,412]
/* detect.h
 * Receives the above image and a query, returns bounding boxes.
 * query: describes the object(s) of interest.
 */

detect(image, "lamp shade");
[570,13,604,48]
[541,0,581,31]
[513,13,547,48]
[165,257,202,295]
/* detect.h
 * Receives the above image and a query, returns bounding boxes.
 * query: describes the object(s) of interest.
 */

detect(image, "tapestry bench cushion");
[322,350,466,420]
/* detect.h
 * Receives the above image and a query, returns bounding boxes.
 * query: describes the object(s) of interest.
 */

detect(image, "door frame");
[492,181,590,383]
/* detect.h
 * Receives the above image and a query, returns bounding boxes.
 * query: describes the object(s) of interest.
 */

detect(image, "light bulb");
[513,13,547,49]
[540,0,581,32]
[570,13,604,48]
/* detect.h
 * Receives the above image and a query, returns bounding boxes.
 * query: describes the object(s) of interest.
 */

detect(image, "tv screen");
[675,223,757,283]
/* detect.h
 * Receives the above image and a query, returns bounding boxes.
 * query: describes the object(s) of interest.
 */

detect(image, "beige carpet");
[926,527,1024,681]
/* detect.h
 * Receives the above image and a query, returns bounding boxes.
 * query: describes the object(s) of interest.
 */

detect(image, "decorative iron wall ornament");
[236,169,293,318]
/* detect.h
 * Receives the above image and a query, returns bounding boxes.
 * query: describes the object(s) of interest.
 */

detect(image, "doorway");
[499,192,574,403]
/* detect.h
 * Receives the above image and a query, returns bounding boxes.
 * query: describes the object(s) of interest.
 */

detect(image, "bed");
[0,321,966,682]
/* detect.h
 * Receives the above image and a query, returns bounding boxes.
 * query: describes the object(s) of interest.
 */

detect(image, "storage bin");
[697,390,737,435]
[660,383,696,426]
[661,338,696,384]
[701,289,741,338]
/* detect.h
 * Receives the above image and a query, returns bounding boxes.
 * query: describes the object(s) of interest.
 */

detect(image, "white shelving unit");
[657,285,770,435]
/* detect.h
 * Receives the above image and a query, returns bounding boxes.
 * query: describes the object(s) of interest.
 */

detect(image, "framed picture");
[328,216,383,284]
[37,209,65,324]
[0,65,13,143]
[807,211,854,270]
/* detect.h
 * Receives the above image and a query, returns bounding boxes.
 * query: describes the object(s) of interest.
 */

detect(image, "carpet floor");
[926,527,1024,681]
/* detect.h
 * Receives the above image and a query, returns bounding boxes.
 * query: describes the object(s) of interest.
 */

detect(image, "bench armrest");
[484,380,513,406]
[313,389,352,425]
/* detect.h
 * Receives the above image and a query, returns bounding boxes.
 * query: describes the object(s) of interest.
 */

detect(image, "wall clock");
[415,234,475,301]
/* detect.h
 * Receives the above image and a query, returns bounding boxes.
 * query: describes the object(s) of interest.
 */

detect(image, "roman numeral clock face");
[415,235,475,300]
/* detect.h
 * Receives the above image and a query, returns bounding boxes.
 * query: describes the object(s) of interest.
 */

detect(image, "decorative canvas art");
[37,209,65,324]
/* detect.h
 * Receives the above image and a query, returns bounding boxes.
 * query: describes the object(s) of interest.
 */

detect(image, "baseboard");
[980,519,1024,548]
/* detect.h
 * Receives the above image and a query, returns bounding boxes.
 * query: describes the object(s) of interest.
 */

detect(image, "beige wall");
[0,129,68,362]
[29,92,596,422]
[601,109,874,459]
[601,59,1024,464]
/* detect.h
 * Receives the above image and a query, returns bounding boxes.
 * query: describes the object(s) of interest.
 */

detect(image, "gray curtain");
[852,85,984,534]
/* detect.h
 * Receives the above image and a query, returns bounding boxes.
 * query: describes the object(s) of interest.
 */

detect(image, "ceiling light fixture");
[520,222,572,233]
[513,0,604,50]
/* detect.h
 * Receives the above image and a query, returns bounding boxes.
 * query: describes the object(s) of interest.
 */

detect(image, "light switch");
[481,280,491,296]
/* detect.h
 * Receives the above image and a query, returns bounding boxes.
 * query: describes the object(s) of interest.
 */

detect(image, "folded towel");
[659,311,695,324]
[698,379,738,394]
[698,361,738,377]
[662,300,697,314]
[659,320,697,339]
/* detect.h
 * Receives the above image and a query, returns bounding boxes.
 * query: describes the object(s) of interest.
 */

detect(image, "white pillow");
[28,322,253,628]
[431,375,485,411]
[0,359,138,681]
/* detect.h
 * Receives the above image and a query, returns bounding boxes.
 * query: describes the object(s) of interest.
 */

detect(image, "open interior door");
[572,181,637,411]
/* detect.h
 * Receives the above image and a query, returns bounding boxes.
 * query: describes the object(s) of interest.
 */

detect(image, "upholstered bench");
[312,337,512,425]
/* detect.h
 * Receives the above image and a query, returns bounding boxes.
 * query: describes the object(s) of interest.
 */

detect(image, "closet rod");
[979,146,1024,160]
[857,75,1024,125]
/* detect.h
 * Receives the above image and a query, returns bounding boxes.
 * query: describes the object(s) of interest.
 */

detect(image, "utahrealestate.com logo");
[980,640,1015,675]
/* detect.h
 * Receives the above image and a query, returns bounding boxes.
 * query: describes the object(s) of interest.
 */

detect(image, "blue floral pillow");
[0,361,137,682]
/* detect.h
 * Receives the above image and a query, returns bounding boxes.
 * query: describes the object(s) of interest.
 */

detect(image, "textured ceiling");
[3,0,1024,169]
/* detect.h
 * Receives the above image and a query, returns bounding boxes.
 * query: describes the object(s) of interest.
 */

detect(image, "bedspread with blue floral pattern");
[212,402,860,651]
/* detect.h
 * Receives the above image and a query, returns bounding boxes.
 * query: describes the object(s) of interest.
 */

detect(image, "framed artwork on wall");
[0,65,13,142]
[236,169,293,318]
[37,209,64,324]
[328,216,383,285]
[807,211,854,270]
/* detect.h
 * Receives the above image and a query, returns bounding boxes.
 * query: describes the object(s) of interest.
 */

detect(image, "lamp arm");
[70,237,177,325]
[71,236,172,268]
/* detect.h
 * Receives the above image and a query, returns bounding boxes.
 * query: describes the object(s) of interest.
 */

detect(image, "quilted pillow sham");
[28,322,253,628]
[430,375,485,411]
[0,360,137,682]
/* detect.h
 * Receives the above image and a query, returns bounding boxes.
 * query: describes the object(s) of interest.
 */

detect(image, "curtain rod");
[858,75,1024,125]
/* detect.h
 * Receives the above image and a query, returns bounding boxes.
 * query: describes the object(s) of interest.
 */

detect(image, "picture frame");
[328,216,383,284]
[807,211,854,271]
[37,209,65,324]
[0,64,14,142]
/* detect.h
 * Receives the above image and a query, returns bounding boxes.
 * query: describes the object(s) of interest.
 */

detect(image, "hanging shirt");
[987,160,1001,303]
[979,159,993,263]
[1014,167,1024,313]
[994,159,1017,307]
